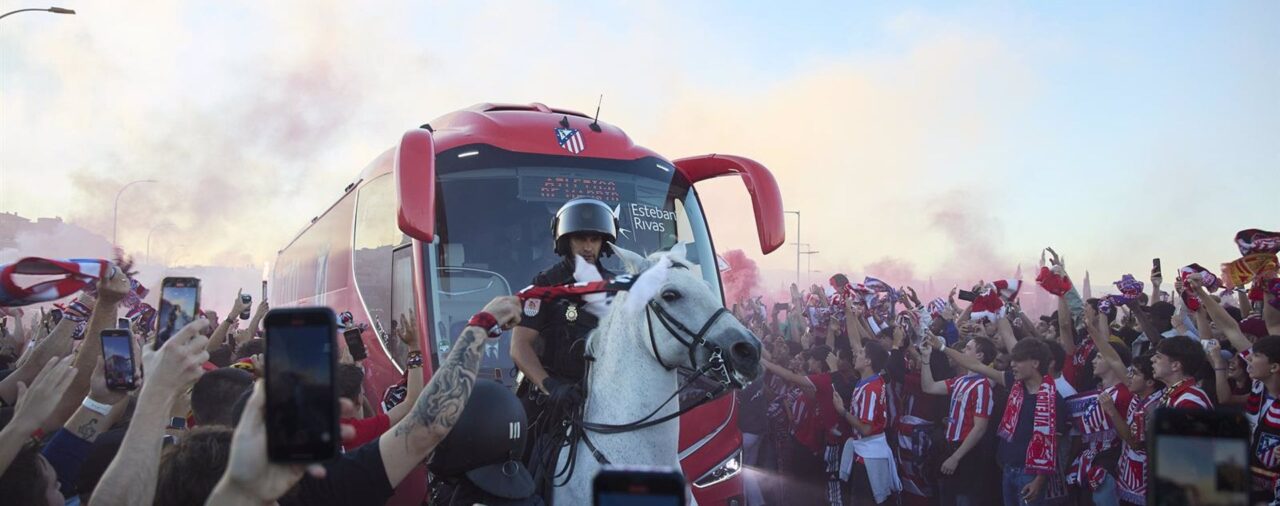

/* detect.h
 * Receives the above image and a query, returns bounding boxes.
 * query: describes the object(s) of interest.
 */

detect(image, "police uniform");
[517,258,614,388]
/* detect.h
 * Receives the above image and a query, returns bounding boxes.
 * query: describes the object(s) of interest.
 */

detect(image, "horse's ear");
[667,242,689,262]
[624,256,672,314]
[612,244,648,275]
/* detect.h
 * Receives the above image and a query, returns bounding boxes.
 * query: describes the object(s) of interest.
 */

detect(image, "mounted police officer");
[511,198,617,496]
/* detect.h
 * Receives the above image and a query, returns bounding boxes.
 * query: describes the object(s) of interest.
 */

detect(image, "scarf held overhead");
[0,257,109,307]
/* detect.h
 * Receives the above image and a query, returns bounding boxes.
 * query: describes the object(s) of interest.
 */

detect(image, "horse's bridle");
[578,299,739,437]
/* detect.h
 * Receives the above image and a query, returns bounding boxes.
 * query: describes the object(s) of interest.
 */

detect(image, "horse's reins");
[516,267,743,479]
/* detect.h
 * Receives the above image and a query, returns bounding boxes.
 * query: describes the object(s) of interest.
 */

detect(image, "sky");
[1,0,1277,302]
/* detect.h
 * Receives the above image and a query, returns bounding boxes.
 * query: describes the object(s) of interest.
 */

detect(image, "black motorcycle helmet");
[427,379,534,499]
[551,198,617,257]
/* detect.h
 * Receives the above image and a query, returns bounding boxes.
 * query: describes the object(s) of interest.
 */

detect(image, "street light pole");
[114,179,156,248]
[0,7,75,21]
[799,243,819,286]
[785,211,800,286]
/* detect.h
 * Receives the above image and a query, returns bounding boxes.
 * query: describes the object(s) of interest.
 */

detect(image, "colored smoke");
[721,249,761,306]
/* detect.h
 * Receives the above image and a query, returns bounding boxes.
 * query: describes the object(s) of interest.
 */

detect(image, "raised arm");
[377,297,522,488]
[1127,298,1165,350]
[844,302,865,351]
[1087,306,1125,374]
[1056,294,1077,356]
[0,316,75,405]
[919,336,949,395]
[995,317,1018,360]
[943,345,1005,387]
[1098,392,1138,448]
[207,292,248,353]
[91,320,210,506]
[384,314,425,425]
[1189,277,1251,353]
[759,355,816,395]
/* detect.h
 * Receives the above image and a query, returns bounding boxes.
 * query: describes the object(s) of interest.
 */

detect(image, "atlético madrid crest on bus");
[555,127,585,154]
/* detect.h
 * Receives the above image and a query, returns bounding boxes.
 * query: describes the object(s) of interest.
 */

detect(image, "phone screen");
[157,278,200,348]
[265,308,337,463]
[100,330,137,390]
[117,317,131,329]
[1151,409,1249,506]
[343,328,368,361]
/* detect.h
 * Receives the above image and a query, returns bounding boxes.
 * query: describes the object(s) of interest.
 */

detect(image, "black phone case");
[264,307,339,463]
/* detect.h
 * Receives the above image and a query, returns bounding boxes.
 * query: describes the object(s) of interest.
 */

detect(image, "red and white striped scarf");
[998,374,1058,474]
[0,257,108,307]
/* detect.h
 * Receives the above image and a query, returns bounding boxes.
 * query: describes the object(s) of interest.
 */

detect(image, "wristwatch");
[167,416,187,431]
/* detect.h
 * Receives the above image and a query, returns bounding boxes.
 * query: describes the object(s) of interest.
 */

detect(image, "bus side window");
[354,174,409,366]
[389,244,416,369]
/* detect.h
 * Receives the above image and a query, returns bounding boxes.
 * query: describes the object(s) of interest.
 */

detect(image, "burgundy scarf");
[998,374,1058,474]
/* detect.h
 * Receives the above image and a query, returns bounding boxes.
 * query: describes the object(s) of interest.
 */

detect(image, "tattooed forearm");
[396,328,486,442]
[76,418,99,440]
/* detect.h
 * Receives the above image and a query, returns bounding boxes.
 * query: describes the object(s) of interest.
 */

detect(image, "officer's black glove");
[542,376,584,408]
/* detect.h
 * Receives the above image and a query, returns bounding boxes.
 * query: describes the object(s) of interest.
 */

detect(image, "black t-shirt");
[282,439,394,506]
[996,371,1070,469]
[737,378,768,435]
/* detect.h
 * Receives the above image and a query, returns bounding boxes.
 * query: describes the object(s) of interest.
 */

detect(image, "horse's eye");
[661,290,682,302]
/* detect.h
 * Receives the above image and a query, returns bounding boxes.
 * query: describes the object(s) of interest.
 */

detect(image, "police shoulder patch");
[524,298,541,317]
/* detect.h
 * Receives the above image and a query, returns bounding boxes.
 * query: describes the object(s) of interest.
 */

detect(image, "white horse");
[552,244,763,505]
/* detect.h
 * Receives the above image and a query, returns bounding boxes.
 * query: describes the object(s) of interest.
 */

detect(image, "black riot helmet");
[427,379,534,499]
[551,198,618,257]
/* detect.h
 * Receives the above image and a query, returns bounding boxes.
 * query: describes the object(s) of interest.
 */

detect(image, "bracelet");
[467,312,503,338]
[407,351,424,369]
[82,397,113,416]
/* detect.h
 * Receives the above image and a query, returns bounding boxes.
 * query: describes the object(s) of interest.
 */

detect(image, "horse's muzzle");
[713,328,761,386]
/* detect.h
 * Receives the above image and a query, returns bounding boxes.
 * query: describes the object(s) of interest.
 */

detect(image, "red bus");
[271,102,785,505]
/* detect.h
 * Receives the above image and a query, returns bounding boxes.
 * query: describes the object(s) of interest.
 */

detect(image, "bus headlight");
[693,448,742,489]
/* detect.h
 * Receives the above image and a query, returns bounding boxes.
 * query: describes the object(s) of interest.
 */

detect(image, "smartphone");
[156,277,201,349]
[593,466,687,506]
[342,327,368,362]
[117,317,131,329]
[261,280,268,302]
[264,307,338,463]
[50,309,64,325]
[240,294,252,320]
[100,329,137,390]
[1153,258,1163,278]
[1148,407,1250,506]
[1202,338,1219,352]
[957,290,977,302]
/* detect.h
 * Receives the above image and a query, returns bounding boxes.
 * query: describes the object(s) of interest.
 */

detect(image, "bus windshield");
[425,145,724,382]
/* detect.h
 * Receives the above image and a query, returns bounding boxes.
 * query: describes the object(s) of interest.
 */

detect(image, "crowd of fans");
[1,227,1277,506]
[734,231,1280,506]
[0,256,523,506]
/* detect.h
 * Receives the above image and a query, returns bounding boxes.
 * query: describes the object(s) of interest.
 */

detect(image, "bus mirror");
[672,154,786,255]
[395,128,437,242]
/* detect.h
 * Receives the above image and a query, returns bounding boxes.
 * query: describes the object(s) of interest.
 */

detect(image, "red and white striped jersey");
[1163,380,1213,410]
[944,373,994,442]
[851,374,888,438]
[1241,349,1280,479]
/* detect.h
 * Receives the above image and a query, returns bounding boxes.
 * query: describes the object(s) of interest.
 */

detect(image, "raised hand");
[11,356,77,430]
[89,356,131,405]
[229,290,250,321]
[141,319,210,396]
[480,296,521,330]
[207,382,333,505]
[97,264,132,303]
